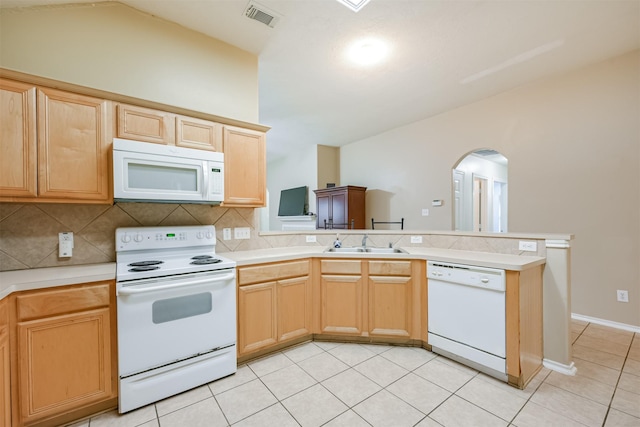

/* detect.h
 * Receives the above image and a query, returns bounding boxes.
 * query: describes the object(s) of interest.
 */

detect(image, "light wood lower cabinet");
[237,260,311,358]
[317,259,424,340]
[10,281,117,427]
[318,260,363,335]
[506,265,544,388]
[0,299,10,427]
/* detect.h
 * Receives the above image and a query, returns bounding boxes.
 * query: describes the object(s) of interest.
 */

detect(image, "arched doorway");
[452,149,508,232]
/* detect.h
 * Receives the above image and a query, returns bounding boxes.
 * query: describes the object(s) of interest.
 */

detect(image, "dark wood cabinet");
[314,185,366,229]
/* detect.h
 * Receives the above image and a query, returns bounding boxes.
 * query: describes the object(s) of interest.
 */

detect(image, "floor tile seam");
[572,353,624,371]
[532,382,609,426]
[573,342,630,358]
[379,369,440,413]
[319,407,373,427]
[541,374,617,408]
[451,392,527,425]
[608,402,640,420]
[154,385,219,419]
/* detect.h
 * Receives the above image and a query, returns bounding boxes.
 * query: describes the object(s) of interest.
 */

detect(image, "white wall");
[0,2,258,123]
[267,145,318,231]
[341,51,640,327]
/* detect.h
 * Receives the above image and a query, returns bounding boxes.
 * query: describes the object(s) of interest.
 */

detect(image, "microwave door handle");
[117,272,236,296]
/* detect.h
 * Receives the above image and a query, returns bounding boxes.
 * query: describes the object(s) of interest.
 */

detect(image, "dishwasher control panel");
[427,261,505,292]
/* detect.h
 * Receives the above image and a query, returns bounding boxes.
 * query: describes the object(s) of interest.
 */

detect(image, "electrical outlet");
[410,235,423,244]
[421,209,429,216]
[306,235,317,243]
[518,241,537,252]
[234,227,251,239]
[223,228,231,241]
[617,290,629,303]
[58,232,74,257]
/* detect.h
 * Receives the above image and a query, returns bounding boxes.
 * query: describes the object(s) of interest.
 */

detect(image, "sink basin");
[325,247,407,254]
[364,247,407,254]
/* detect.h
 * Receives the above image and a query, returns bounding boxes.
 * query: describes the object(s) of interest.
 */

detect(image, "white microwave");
[113,138,224,204]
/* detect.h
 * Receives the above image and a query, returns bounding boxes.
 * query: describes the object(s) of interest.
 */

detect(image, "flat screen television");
[278,186,308,216]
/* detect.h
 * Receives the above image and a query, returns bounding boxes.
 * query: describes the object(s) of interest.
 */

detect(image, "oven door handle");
[117,273,236,295]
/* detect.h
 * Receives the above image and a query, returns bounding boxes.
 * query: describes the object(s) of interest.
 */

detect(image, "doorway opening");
[452,149,508,232]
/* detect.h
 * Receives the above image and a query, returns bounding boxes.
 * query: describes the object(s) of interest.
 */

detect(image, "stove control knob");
[121,234,131,243]
[134,233,144,243]
[196,231,204,239]
[206,231,214,239]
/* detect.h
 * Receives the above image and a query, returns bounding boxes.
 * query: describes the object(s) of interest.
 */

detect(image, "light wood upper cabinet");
[11,282,116,427]
[0,299,10,427]
[0,79,37,198]
[116,104,175,145]
[0,80,111,204]
[176,115,222,151]
[222,125,266,207]
[38,88,110,202]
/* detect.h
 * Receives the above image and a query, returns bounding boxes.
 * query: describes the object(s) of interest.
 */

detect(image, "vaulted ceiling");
[4,0,640,161]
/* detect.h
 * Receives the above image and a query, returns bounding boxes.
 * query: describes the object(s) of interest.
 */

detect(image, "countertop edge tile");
[0,263,116,299]
[0,247,545,299]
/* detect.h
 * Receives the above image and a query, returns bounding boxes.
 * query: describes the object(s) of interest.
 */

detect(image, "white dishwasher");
[427,261,507,380]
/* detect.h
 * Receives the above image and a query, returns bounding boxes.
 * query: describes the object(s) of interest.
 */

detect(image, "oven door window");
[152,292,212,324]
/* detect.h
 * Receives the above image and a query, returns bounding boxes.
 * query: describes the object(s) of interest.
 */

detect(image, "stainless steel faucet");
[361,234,369,248]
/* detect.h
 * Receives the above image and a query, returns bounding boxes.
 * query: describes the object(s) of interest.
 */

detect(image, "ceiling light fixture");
[336,0,372,13]
[347,38,389,66]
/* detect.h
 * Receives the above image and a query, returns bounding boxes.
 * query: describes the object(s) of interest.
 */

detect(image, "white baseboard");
[572,313,640,333]
[543,359,577,376]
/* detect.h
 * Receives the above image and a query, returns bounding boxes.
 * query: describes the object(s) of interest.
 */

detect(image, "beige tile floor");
[71,320,639,426]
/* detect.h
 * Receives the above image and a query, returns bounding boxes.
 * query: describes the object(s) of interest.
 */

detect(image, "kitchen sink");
[325,247,407,254]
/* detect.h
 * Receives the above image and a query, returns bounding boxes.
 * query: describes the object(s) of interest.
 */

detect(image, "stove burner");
[190,258,222,265]
[128,260,164,267]
[191,255,214,260]
[128,266,161,272]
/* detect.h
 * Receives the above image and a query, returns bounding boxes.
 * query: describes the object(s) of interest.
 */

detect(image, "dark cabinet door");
[316,194,331,228]
[330,192,347,228]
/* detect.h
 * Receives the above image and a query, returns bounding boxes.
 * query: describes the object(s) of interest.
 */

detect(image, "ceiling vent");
[474,149,501,157]
[244,1,282,28]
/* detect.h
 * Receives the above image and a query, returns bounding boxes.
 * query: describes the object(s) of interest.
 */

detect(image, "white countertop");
[0,263,116,300]
[0,247,544,298]
[223,246,545,270]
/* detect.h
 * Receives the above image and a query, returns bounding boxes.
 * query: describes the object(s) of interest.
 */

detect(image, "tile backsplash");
[0,202,263,271]
[0,202,546,272]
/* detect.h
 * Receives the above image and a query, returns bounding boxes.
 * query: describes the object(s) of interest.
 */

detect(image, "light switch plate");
[518,241,537,252]
[223,228,231,241]
[410,235,423,244]
[234,227,251,239]
[58,232,74,257]
[306,235,317,243]
[421,209,429,216]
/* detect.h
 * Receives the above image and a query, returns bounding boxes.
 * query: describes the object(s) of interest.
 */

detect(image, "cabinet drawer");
[16,282,111,322]
[238,260,310,286]
[369,260,412,276]
[320,259,362,275]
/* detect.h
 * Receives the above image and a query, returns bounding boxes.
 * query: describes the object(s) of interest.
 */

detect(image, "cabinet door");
[222,126,266,207]
[278,276,311,342]
[238,281,277,355]
[0,299,9,427]
[330,192,347,228]
[176,115,222,151]
[116,104,175,145]
[320,275,363,335]
[0,79,37,198]
[368,276,412,337]
[38,88,110,202]
[316,194,331,228]
[17,308,112,424]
